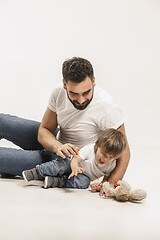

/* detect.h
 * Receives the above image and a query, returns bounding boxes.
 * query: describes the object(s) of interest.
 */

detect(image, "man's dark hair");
[62,57,94,83]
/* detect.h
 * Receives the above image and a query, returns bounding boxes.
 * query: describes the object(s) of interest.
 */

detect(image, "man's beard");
[66,91,94,110]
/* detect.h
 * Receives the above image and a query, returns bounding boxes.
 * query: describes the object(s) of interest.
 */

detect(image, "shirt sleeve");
[99,104,124,130]
[48,88,59,112]
[78,144,93,161]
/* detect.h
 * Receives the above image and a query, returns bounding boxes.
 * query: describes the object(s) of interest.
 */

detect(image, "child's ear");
[95,145,98,151]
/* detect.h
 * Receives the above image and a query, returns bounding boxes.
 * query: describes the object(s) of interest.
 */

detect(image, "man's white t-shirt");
[48,85,123,149]
[78,143,116,181]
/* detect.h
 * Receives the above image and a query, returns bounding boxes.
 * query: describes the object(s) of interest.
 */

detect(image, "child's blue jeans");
[0,113,90,189]
[37,155,90,188]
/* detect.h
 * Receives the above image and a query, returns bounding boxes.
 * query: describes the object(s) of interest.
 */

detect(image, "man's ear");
[63,79,67,90]
[93,77,96,87]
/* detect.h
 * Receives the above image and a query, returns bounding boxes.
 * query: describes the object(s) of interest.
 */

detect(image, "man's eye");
[70,92,77,96]
[83,90,90,96]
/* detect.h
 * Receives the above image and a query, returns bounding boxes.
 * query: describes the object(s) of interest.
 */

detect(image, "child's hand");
[90,182,115,196]
[68,167,85,179]
[90,182,105,196]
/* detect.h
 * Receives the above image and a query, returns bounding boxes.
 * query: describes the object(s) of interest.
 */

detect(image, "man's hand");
[55,143,80,159]
[68,167,85,179]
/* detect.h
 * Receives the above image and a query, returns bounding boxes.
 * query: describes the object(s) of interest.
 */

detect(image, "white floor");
[0,141,160,240]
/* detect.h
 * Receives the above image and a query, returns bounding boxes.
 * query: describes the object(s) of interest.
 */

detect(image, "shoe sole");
[44,176,48,189]
[22,171,29,182]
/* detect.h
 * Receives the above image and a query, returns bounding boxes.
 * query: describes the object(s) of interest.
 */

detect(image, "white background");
[0,0,160,148]
[0,2,160,239]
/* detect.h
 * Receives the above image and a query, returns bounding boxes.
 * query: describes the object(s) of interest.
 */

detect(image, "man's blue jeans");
[0,113,90,189]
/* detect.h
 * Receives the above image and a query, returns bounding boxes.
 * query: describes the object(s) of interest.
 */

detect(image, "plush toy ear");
[117,180,131,192]
[129,189,147,201]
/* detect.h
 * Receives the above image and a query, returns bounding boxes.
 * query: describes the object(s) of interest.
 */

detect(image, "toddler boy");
[22,128,127,189]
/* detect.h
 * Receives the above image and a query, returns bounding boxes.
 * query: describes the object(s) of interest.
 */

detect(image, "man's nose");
[77,95,85,104]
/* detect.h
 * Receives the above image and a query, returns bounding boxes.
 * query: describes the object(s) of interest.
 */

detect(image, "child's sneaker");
[22,167,44,182]
[44,176,63,189]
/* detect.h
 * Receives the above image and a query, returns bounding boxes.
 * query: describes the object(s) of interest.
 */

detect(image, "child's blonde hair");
[95,128,127,158]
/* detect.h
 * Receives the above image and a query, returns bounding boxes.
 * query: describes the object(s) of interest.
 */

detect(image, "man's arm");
[107,123,130,184]
[90,123,130,195]
[38,107,79,158]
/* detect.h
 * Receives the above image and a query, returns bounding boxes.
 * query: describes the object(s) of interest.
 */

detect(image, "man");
[0,57,130,194]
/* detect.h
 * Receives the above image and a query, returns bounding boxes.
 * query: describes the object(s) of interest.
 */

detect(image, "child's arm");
[106,124,130,187]
[68,155,85,179]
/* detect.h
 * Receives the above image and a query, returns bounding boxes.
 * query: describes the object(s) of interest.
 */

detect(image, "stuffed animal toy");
[103,180,147,202]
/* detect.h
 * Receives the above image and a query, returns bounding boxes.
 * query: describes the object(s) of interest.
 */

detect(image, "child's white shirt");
[78,143,116,181]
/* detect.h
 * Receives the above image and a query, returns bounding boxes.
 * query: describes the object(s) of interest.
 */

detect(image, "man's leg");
[0,113,43,150]
[0,113,59,177]
[0,113,59,149]
[0,147,48,176]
